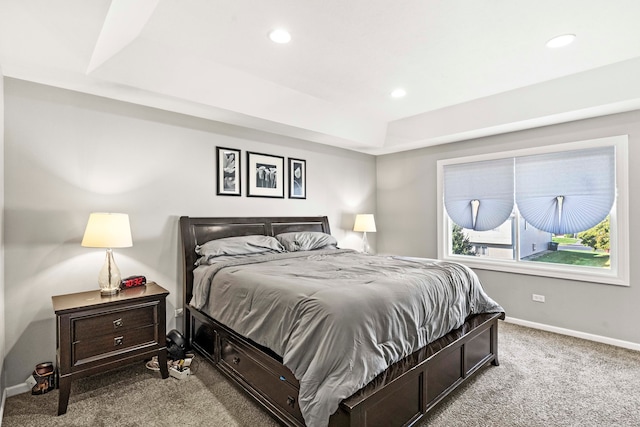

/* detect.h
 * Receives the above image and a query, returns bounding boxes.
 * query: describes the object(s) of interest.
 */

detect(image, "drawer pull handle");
[287,396,296,408]
[114,336,124,346]
[232,356,240,365]
[113,318,123,328]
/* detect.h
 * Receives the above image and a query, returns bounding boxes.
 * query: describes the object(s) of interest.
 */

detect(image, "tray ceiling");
[1,0,639,154]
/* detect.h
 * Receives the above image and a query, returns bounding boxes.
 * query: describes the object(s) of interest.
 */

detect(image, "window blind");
[444,146,615,234]
[515,146,615,234]
[443,158,514,231]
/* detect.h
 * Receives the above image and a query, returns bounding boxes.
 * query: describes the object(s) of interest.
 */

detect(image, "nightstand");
[52,282,170,415]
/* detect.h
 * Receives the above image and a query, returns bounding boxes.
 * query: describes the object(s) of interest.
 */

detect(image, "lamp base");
[98,248,122,297]
[100,288,120,297]
[362,232,371,254]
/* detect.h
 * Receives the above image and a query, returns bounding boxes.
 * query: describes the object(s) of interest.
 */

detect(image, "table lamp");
[353,214,376,254]
[81,213,133,296]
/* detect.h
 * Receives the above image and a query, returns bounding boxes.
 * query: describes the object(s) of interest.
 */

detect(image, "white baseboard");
[5,382,30,398]
[0,388,6,426]
[504,316,640,352]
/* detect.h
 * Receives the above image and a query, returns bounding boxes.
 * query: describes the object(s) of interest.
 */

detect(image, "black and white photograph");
[288,158,306,199]
[247,151,284,198]
[216,147,241,196]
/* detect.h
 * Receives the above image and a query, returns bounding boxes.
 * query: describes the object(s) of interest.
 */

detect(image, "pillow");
[195,251,279,266]
[275,231,338,252]
[195,235,285,263]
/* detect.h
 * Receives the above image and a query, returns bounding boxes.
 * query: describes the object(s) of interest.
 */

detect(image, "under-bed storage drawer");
[219,334,304,423]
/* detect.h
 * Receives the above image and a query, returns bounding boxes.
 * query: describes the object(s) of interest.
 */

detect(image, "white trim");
[5,382,30,397]
[504,316,640,352]
[0,388,6,425]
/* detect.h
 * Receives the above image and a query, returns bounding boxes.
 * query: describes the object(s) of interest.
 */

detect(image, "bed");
[180,216,505,427]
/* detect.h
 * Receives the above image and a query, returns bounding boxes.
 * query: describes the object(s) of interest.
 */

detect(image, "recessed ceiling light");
[269,28,291,44]
[546,34,576,48]
[391,88,406,98]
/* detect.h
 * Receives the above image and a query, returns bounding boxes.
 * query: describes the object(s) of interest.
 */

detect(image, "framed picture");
[288,158,306,199]
[247,151,285,198]
[216,147,241,196]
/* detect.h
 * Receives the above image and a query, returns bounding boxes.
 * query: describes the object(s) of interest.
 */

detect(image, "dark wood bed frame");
[180,216,504,427]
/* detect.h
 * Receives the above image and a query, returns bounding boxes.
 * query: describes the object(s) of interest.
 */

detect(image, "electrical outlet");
[174,308,184,318]
[532,294,545,303]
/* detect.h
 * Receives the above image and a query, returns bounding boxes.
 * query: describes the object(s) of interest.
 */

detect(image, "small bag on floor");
[31,362,55,395]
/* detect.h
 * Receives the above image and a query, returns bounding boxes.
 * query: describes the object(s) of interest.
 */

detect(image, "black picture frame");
[216,147,241,196]
[247,151,285,198]
[288,158,306,199]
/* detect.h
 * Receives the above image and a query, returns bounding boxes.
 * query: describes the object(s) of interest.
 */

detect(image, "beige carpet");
[3,322,640,426]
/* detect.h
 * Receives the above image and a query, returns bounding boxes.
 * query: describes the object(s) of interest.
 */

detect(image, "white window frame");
[437,135,629,286]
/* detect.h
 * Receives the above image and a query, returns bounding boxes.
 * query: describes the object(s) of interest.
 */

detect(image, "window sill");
[442,255,629,287]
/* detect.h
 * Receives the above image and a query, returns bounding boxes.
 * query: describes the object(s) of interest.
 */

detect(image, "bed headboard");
[179,216,331,313]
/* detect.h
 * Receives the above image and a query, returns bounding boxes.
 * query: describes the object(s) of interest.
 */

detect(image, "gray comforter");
[191,249,503,427]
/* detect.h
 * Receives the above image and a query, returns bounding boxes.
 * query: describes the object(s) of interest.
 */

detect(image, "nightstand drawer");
[73,305,155,341]
[73,325,157,365]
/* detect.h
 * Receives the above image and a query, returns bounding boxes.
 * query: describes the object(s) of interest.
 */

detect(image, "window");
[437,135,629,286]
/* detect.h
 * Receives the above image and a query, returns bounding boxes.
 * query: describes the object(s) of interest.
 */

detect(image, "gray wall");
[377,110,640,345]
[2,78,377,387]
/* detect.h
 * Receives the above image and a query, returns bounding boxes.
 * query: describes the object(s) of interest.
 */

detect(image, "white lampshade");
[353,214,376,254]
[82,213,132,296]
[353,214,376,233]
[81,213,133,248]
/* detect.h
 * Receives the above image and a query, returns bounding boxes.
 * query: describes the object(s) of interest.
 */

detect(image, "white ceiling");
[2,0,640,155]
